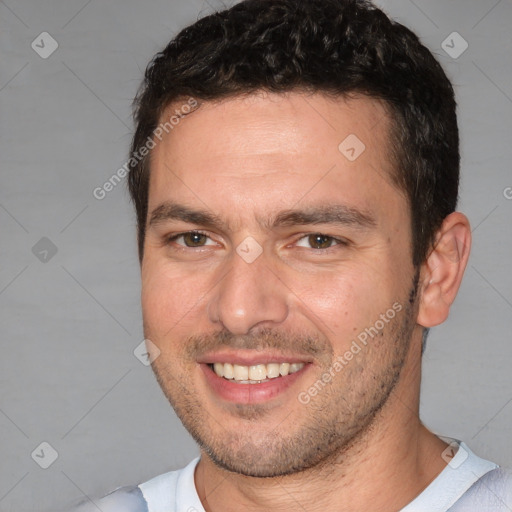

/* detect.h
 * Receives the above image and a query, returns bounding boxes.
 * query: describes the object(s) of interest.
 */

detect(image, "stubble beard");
[149,275,420,478]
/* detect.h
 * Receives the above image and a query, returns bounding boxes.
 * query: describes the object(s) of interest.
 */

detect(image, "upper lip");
[198,350,312,366]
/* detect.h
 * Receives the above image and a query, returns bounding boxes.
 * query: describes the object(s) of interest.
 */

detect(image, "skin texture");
[140,92,471,511]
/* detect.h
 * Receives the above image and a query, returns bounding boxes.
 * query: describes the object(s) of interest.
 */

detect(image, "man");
[73,0,511,510]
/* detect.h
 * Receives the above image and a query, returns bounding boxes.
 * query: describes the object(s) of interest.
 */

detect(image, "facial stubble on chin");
[148,271,421,478]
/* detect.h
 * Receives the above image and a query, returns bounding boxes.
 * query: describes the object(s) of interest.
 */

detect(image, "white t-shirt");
[71,439,512,511]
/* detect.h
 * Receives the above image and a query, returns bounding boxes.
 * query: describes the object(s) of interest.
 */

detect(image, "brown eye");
[307,234,336,249]
[168,231,214,248]
[182,232,208,247]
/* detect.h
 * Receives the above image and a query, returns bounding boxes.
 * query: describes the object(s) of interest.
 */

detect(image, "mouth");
[200,359,312,404]
[208,361,305,383]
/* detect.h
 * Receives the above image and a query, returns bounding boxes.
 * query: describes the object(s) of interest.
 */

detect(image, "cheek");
[141,259,208,333]
[288,271,358,333]
[289,267,398,345]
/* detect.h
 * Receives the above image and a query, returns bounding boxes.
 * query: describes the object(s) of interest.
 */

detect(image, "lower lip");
[200,363,310,404]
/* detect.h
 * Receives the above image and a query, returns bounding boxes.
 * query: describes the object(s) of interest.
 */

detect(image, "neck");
[195,340,449,512]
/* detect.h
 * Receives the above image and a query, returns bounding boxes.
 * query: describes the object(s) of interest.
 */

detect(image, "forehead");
[147,92,405,228]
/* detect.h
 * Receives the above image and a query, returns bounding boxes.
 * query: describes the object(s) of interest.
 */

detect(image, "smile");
[201,361,311,404]
[210,362,305,383]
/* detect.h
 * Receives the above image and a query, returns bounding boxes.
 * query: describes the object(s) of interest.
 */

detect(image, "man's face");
[141,92,421,477]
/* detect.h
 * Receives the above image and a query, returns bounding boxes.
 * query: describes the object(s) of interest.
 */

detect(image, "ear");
[417,212,472,328]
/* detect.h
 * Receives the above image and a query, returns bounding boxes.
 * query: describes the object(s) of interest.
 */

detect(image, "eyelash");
[166,230,214,248]
[166,230,349,251]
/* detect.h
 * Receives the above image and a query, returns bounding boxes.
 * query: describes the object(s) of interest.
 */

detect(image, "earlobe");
[417,212,472,328]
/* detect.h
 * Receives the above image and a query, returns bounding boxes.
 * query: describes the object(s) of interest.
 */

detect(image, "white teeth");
[289,363,303,373]
[249,364,266,380]
[211,362,305,381]
[233,364,249,381]
[213,363,224,377]
[266,363,280,379]
[223,363,234,379]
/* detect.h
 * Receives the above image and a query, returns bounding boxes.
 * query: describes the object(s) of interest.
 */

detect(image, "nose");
[207,248,290,335]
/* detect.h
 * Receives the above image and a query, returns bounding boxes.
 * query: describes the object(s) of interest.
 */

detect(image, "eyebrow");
[149,202,224,229]
[148,201,376,231]
[270,205,376,230]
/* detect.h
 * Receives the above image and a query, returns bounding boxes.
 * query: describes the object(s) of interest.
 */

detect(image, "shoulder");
[449,468,512,511]
[65,458,201,512]
[467,467,512,498]
[69,485,148,512]
[138,457,202,512]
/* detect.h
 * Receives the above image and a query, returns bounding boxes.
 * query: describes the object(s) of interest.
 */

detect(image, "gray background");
[0,0,511,511]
